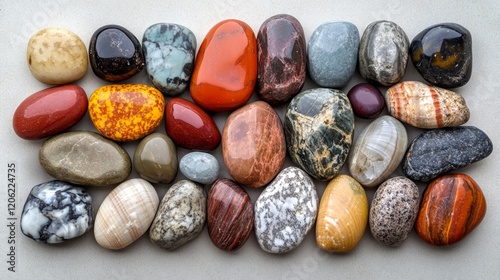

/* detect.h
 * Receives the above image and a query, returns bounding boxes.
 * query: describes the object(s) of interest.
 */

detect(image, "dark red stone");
[165,98,221,150]
[207,179,254,251]
[347,83,385,119]
[257,14,306,104]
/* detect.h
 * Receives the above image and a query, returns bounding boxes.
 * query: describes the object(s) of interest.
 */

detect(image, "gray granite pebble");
[179,152,219,185]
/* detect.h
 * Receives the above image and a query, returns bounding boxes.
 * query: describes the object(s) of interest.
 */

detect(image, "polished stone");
[347,83,385,119]
[179,152,219,185]
[134,133,177,184]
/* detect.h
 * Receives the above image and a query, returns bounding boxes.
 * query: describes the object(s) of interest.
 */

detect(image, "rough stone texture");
[285,88,354,181]
[134,133,178,184]
[403,126,493,182]
[347,83,385,119]
[179,152,219,185]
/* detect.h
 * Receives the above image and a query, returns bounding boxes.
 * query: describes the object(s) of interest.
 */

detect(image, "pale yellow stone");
[27,28,88,84]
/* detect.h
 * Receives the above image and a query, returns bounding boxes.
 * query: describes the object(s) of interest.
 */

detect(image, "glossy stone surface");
[257,14,306,104]
[13,85,87,140]
[307,21,359,88]
[134,133,177,184]
[369,177,419,247]
[190,19,257,111]
[150,180,206,250]
[39,131,131,187]
[208,179,254,251]
[347,83,385,119]
[89,84,165,142]
[89,25,144,82]
[143,23,196,95]
[285,88,354,181]
[222,101,286,188]
[20,180,92,243]
[27,28,88,84]
[348,116,408,187]
[403,126,493,182]
[165,97,220,150]
[255,167,318,253]
[179,152,219,185]
[411,23,472,88]
[358,21,409,86]
[386,81,469,129]
[416,174,486,246]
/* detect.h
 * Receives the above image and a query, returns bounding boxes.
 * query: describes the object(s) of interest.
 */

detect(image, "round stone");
[134,133,178,184]
[179,152,219,185]
[347,83,385,119]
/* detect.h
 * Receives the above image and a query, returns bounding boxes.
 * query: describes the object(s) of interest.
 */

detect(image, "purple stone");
[347,83,384,118]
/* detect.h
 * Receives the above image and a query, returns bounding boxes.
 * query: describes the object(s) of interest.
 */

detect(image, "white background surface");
[1,0,499,279]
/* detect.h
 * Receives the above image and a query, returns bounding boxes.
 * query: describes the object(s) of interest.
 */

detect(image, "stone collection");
[134,133,178,184]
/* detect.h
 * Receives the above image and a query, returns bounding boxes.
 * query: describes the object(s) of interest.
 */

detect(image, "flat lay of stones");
[14,16,493,254]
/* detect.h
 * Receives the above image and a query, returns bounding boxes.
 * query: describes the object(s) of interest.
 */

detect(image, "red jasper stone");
[165,98,221,150]
[13,85,88,140]
[190,19,257,112]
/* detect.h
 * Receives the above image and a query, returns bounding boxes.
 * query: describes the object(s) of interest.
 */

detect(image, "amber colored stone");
[190,19,257,112]
[415,174,487,246]
[222,101,286,188]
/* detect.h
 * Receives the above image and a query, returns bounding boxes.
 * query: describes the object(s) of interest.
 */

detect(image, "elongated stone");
[134,133,177,184]
[179,152,219,185]
[285,88,354,181]
[403,126,493,182]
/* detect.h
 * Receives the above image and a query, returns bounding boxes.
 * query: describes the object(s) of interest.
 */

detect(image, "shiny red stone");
[13,85,88,140]
[165,98,221,150]
[347,83,385,119]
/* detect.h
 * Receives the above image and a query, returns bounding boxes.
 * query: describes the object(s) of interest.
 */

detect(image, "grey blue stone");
[179,152,219,185]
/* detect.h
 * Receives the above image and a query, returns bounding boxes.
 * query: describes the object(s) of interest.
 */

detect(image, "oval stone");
[20,180,92,243]
[13,85,88,140]
[307,21,359,88]
[27,28,88,84]
[39,131,131,187]
[89,84,165,142]
[347,83,385,119]
[369,177,419,247]
[222,101,286,188]
[179,152,219,185]
[134,133,177,184]
[257,14,306,104]
[142,23,196,95]
[208,179,254,251]
[403,126,493,182]
[285,88,354,181]
[165,97,220,150]
[150,180,206,250]
[190,19,257,112]
[348,115,408,187]
[358,21,409,86]
[255,167,318,253]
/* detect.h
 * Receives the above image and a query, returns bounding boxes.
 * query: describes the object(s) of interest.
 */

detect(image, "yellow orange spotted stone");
[89,84,164,142]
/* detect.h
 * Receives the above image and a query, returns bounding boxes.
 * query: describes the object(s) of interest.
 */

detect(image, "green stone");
[134,132,178,183]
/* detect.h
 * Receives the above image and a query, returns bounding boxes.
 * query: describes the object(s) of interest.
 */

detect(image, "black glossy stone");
[347,83,384,119]
[403,126,493,182]
[410,23,472,88]
[89,25,144,82]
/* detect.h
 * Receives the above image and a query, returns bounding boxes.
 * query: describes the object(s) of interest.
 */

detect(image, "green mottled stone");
[134,133,178,183]
[285,88,354,180]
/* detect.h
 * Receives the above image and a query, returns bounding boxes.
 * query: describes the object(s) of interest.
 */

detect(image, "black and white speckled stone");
[149,180,206,250]
[358,21,409,86]
[403,126,493,182]
[369,177,419,246]
[20,180,93,243]
[254,167,318,254]
[285,88,354,181]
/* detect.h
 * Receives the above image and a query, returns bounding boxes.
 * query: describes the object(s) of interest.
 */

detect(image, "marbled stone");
[254,167,318,253]
[165,97,220,150]
[347,83,385,119]
[208,179,254,251]
[285,88,354,181]
[415,174,486,246]
[411,23,472,88]
[190,19,257,111]
[134,133,177,184]
[403,126,493,182]
[369,177,419,247]
[179,152,219,185]
[27,28,88,84]
[20,180,92,243]
[39,131,131,187]
[307,21,359,88]
[13,85,87,140]
[142,23,196,95]
[358,21,409,86]
[89,84,165,142]
[348,116,408,187]
[150,180,206,250]
[257,14,306,104]
[89,25,144,81]
[222,101,286,188]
